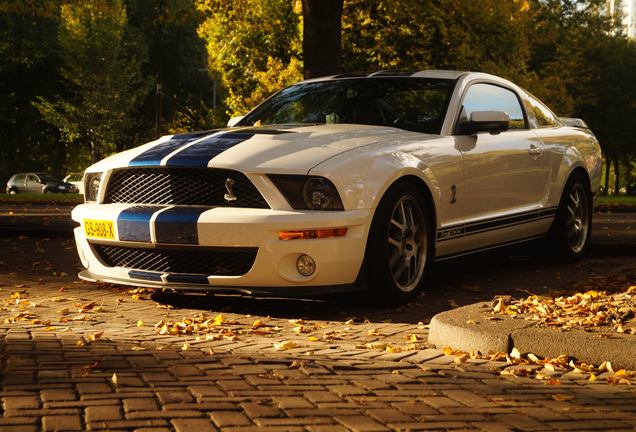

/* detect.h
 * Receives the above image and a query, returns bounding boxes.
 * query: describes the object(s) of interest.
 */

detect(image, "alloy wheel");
[566,184,589,254]
[387,195,427,292]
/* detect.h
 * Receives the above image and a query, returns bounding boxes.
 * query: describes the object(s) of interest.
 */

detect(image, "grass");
[0,193,84,205]
[596,195,636,207]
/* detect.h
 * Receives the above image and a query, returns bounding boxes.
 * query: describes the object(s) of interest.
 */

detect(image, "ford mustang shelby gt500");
[72,70,601,302]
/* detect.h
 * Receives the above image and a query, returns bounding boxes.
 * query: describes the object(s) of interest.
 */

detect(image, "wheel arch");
[385,174,438,241]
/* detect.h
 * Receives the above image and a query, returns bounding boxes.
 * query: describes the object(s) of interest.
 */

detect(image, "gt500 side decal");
[436,207,558,242]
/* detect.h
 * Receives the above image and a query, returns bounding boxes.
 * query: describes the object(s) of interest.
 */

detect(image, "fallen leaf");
[551,393,574,401]
[274,340,298,350]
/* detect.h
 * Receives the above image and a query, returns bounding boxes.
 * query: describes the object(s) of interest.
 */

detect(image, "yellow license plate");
[84,219,115,240]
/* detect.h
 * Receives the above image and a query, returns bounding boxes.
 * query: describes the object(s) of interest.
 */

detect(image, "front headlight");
[269,175,344,211]
[84,172,103,202]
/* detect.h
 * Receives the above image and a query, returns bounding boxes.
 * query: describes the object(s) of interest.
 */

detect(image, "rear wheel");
[365,182,432,304]
[547,173,592,261]
[8,188,17,195]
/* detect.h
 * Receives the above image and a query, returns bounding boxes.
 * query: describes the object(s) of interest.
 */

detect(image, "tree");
[35,0,150,165]
[196,0,302,116]
[0,1,63,181]
[302,0,343,78]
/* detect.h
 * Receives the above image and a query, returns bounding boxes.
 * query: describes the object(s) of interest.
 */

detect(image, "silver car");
[6,172,79,194]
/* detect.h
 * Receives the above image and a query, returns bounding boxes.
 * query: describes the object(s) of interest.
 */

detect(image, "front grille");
[104,167,269,208]
[92,244,257,276]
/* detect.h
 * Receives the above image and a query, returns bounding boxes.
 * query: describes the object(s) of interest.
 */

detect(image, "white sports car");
[72,70,602,302]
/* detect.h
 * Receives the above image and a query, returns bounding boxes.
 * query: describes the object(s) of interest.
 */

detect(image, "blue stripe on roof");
[154,207,209,244]
[117,206,161,242]
[165,132,254,167]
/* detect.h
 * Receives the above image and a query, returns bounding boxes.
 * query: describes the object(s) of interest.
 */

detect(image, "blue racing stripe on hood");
[154,207,209,244]
[165,132,254,167]
[117,206,162,242]
[129,138,198,166]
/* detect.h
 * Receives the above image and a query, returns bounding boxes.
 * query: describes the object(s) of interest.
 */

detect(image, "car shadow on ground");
[150,242,636,324]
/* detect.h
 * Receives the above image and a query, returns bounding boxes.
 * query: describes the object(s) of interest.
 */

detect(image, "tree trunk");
[302,0,343,79]
[604,158,610,195]
[613,158,620,195]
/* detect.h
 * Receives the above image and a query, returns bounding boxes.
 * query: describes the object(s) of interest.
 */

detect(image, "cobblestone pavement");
[1,236,636,431]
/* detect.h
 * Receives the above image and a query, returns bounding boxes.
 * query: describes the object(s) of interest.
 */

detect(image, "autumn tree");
[35,0,149,165]
[196,0,302,116]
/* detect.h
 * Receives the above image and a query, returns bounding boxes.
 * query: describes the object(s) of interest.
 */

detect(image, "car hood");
[87,124,440,174]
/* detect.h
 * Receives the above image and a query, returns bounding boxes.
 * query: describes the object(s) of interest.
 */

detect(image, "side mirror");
[457,111,510,135]
[227,115,244,127]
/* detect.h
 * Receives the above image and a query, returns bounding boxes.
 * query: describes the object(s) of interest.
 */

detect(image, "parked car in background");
[6,172,79,194]
[72,70,602,303]
[64,172,85,194]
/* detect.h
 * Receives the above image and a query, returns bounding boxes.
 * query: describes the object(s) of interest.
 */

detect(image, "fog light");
[296,254,316,276]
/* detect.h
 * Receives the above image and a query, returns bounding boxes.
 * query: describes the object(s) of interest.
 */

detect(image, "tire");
[546,173,592,262]
[364,181,432,304]
[8,189,17,195]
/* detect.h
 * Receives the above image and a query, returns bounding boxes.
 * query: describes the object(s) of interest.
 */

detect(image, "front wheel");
[547,173,592,261]
[365,182,432,304]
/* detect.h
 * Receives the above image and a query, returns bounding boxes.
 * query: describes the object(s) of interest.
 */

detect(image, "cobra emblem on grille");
[224,178,237,202]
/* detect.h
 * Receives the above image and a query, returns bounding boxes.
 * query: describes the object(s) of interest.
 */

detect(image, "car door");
[453,82,551,248]
[26,174,41,193]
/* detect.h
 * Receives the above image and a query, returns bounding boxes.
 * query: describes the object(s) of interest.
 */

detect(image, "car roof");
[298,69,471,84]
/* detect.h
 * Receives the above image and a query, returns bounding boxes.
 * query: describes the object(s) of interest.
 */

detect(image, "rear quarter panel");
[536,126,602,206]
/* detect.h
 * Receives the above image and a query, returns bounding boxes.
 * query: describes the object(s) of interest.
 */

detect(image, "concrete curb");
[428,302,636,370]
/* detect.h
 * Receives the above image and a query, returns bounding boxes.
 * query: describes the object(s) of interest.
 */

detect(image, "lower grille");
[92,244,257,276]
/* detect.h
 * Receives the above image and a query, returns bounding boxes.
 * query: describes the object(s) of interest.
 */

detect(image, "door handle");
[528,144,543,156]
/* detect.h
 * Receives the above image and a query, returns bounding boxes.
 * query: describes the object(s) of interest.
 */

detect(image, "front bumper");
[72,204,372,292]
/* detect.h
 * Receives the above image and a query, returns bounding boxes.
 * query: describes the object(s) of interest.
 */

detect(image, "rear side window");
[524,95,560,128]
[461,83,526,130]
[13,174,25,182]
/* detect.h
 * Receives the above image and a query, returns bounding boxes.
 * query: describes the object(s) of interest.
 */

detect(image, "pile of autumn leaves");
[453,285,636,385]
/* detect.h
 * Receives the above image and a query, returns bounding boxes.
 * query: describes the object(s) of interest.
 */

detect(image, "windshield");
[240,77,455,134]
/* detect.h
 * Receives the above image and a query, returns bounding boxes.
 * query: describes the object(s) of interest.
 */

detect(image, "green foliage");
[34,0,150,165]
[196,0,302,115]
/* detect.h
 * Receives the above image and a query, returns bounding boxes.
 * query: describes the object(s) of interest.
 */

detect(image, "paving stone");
[123,398,159,413]
[126,410,205,419]
[241,402,284,418]
[365,408,413,423]
[85,405,122,422]
[274,396,314,409]
[156,390,194,404]
[77,383,112,394]
[42,414,83,431]
[171,418,218,432]
[3,394,40,410]
[334,415,391,431]
[304,391,342,404]
[0,426,39,432]
[209,411,253,427]
[40,389,77,402]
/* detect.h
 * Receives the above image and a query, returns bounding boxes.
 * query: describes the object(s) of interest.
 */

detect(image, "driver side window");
[461,83,527,130]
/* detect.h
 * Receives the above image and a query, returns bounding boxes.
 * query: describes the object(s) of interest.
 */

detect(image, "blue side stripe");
[154,207,209,244]
[165,274,209,284]
[117,206,161,242]
[129,270,163,282]
[129,138,197,166]
[165,133,254,167]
